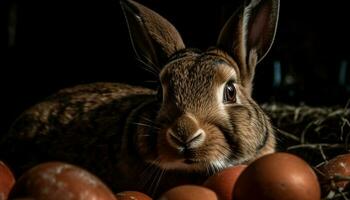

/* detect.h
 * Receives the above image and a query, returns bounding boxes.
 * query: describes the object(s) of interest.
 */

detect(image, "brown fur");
[0,0,279,197]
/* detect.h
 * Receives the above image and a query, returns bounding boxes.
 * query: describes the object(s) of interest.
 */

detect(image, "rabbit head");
[121,0,279,172]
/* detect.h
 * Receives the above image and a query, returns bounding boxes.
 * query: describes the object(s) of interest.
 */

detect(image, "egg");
[317,154,350,194]
[0,161,16,200]
[234,153,321,200]
[203,165,247,200]
[9,162,117,200]
[158,185,218,200]
[116,191,152,200]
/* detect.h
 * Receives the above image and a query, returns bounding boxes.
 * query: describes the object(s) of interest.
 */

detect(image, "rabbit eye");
[223,81,236,104]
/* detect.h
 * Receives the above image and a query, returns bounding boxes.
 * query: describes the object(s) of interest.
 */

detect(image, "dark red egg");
[116,191,152,200]
[9,162,117,200]
[0,161,16,200]
[234,153,321,200]
[158,185,217,200]
[203,165,247,200]
[317,154,350,195]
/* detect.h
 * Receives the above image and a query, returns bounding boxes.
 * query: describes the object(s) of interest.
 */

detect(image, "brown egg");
[0,161,16,200]
[158,185,218,200]
[318,154,350,194]
[203,165,247,200]
[234,153,320,200]
[116,191,152,200]
[9,162,117,200]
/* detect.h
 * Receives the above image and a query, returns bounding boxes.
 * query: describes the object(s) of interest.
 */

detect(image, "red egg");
[318,154,350,194]
[116,191,152,200]
[234,153,321,200]
[9,162,117,200]
[0,161,16,200]
[203,165,247,200]
[158,185,217,200]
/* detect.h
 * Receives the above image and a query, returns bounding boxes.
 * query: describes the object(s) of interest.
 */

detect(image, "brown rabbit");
[0,0,279,197]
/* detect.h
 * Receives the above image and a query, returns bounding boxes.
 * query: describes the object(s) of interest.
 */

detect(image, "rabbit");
[0,0,280,197]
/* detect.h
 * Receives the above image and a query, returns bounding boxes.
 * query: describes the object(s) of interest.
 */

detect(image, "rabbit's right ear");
[120,0,185,68]
[217,0,279,87]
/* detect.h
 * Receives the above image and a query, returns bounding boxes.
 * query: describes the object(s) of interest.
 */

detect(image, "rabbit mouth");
[154,157,241,173]
[183,159,199,164]
[153,159,208,171]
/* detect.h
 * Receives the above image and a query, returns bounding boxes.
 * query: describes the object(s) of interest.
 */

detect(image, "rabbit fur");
[0,0,280,197]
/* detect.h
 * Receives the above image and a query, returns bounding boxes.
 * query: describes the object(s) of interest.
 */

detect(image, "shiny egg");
[0,161,16,200]
[203,165,247,200]
[158,185,217,200]
[9,162,117,200]
[318,153,350,194]
[234,153,321,200]
[116,191,152,200]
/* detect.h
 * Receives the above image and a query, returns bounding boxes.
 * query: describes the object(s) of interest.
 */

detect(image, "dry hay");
[262,100,350,199]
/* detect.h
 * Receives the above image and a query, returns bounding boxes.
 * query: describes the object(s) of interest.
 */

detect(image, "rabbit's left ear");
[217,0,279,85]
[121,0,185,69]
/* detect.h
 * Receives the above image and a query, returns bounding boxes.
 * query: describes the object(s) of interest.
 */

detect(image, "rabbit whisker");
[132,122,160,130]
[137,115,161,129]
[142,66,159,77]
[150,167,166,197]
[139,116,160,126]
[148,168,160,196]
[138,162,158,190]
[145,160,163,195]
[136,57,160,77]
[208,162,216,174]
[204,161,212,176]
[137,158,162,193]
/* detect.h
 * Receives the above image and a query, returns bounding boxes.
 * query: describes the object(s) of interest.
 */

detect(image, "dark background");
[1,0,349,135]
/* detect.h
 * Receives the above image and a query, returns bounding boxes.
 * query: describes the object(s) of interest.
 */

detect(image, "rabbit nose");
[167,129,206,150]
[166,114,206,150]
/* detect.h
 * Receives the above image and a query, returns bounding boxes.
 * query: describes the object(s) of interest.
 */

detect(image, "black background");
[1,0,349,135]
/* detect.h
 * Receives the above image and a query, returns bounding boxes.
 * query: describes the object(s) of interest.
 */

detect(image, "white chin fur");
[152,157,248,173]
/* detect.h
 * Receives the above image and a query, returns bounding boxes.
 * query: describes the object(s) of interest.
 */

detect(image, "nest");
[262,100,350,199]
